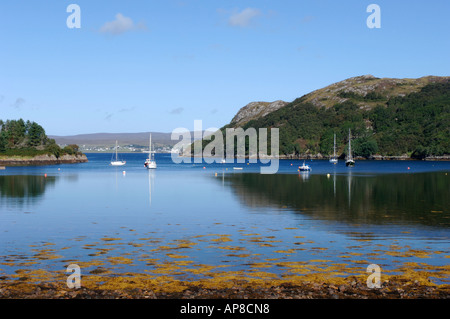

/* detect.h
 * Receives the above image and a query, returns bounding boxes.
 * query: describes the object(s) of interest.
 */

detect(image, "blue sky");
[0,0,449,135]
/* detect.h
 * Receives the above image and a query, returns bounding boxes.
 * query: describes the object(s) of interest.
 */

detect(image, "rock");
[230,100,289,127]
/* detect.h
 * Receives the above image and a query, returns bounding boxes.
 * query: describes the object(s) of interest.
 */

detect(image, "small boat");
[346,129,355,167]
[221,158,226,164]
[233,167,243,170]
[144,134,157,169]
[329,133,338,164]
[298,161,311,171]
[111,140,126,166]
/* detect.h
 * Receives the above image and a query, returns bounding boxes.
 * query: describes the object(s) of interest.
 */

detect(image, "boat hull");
[111,161,126,166]
[145,160,157,169]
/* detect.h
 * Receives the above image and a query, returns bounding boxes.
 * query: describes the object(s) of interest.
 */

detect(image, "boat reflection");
[148,169,155,207]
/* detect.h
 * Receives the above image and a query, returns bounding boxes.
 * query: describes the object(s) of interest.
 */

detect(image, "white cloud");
[100,13,147,35]
[228,8,261,27]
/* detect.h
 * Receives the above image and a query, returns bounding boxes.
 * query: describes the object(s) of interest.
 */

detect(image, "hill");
[199,75,450,159]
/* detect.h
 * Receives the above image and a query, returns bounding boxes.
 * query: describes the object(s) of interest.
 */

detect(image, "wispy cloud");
[228,8,262,27]
[104,113,113,121]
[300,15,315,24]
[118,106,137,113]
[11,98,25,109]
[169,107,184,115]
[99,13,147,35]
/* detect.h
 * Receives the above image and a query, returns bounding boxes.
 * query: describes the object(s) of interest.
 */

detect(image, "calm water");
[0,153,449,283]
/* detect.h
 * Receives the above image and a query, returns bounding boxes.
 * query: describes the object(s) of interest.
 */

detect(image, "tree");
[27,122,46,147]
[0,131,7,152]
[46,143,61,158]
[353,135,379,158]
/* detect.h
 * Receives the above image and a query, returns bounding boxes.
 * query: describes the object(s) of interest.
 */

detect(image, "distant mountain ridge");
[49,130,215,149]
[49,132,176,147]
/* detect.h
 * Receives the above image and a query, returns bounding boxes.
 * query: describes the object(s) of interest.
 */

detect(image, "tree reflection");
[0,175,57,207]
[222,172,450,227]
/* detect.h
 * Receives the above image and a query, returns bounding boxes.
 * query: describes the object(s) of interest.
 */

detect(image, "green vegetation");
[0,119,82,158]
[204,80,449,158]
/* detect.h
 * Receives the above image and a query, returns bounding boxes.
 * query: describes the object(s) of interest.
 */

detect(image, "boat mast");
[149,134,152,160]
[348,129,352,160]
[116,140,119,161]
[333,133,336,158]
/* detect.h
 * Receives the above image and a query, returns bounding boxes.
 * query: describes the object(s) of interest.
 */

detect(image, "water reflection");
[0,175,57,207]
[223,172,450,228]
[298,171,310,182]
[148,170,155,207]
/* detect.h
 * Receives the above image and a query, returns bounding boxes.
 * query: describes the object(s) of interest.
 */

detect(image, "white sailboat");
[329,133,338,164]
[111,140,126,166]
[298,161,311,171]
[346,129,355,167]
[144,134,157,169]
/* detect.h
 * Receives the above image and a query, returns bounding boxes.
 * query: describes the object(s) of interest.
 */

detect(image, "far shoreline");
[0,154,88,167]
[179,155,450,161]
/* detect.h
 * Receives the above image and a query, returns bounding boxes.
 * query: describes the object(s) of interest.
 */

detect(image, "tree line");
[0,119,81,158]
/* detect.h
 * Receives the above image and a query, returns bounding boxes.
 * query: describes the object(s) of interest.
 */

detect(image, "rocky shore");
[253,153,450,161]
[186,154,450,161]
[0,154,88,166]
[0,279,448,299]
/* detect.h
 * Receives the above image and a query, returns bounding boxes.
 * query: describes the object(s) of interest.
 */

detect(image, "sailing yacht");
[144,134,157,169]
[329,133,338,164]
[299,161,311,171]
[111,140,126,166]
[345,129,355,167]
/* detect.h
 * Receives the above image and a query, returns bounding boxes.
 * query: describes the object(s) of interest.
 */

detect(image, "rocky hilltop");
[230,100,289,127]
[296,74,450,110]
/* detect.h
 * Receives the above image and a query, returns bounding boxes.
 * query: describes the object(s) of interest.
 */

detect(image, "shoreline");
[0,275,448,299]
[181,154,450,161]
[0,154,88,167]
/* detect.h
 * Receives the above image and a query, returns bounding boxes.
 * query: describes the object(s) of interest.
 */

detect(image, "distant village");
[62,144,182,154]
